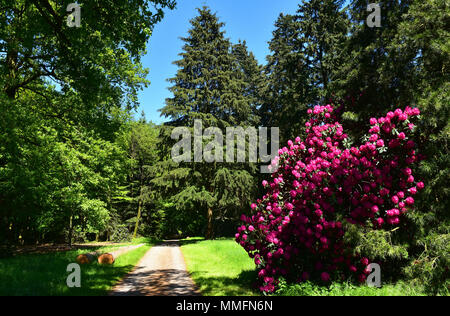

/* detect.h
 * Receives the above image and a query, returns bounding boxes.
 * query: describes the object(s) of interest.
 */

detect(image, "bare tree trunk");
[5,47,18,99]
[133,186,143,239]
[68,215,73,247]
[133,198,143,239]
[206,207,214,240]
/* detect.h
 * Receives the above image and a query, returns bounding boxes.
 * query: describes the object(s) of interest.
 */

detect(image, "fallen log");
[98,253,115,264]
[76,251,99,264]
[75,244,134,264]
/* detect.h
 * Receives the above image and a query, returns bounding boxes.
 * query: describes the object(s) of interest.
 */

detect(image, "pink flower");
[405,197,414,205]
[376,139,384,147]
[399,114,408,121]
[361,258,369,266]
[398,132,406,140]
[321,272,330,282]
[391,196,399,204]
[409,187,417,195]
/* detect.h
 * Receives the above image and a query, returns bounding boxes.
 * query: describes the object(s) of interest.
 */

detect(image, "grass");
[0,238,154,296]
[275,280,425,296]
[180,237,258,296]
[180,237,427,296]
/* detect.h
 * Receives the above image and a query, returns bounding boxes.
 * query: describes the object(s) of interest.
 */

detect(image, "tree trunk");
[76,251,100,264]
[68,215,73,247]
[5,48,18,99]
[133,186,144,239]
[206,207,214,240]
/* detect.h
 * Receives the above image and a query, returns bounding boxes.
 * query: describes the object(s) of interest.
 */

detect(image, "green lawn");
[180,238,426,296]
[180,238,258,296]
[0,239,154,296]
[276,280,425,296]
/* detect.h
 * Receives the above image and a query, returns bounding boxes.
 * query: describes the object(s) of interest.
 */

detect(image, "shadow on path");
[110,240,200,296]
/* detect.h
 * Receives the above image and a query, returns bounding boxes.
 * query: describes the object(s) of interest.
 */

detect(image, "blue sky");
[136,0,301,124]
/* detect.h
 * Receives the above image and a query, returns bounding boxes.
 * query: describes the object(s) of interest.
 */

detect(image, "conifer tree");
[231,40,265,125]
[262,0,348,143]
[157,7,258,239]
[332,0,415,122]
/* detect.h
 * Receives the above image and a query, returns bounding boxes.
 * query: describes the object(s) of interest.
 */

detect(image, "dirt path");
[109,240,200,296]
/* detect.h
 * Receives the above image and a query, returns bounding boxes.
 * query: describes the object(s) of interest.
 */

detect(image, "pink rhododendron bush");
[236,104,424,293]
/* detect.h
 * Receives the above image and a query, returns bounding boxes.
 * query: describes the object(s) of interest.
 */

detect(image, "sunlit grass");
[0,240,153,296]
[180,238,258,296]
[275,280,425,296]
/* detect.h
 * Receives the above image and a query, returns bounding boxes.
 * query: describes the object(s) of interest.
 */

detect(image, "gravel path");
[109,240,200,296]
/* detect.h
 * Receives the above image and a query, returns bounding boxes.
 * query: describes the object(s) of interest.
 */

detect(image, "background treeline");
[0,0,448,293]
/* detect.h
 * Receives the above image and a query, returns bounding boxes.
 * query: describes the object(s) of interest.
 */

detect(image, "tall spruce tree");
[262,0,349,143]
[296,0,349,98]
[231,40,265,125]
[332,0,416,124]
[262,13,308,143]
[157,7,258,239]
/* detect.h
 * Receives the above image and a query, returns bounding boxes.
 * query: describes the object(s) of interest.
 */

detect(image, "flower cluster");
[236,104,424,293]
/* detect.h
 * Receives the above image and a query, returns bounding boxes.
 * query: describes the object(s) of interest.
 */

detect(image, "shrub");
[236,104,424,292]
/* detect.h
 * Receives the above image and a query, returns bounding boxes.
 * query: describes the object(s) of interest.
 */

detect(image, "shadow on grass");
[177,238,205,247]
[190,269,259,296]
[0,247,142,296]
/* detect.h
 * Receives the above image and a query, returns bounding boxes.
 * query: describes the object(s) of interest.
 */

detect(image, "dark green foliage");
[0,0,176,246]
[157,7,259,239]
[262,0,349,143]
